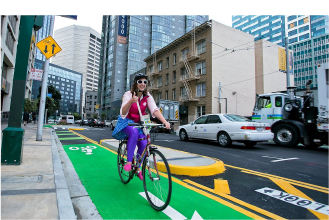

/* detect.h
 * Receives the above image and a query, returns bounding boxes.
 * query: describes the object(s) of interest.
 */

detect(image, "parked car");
[109,116,119,130]
[176,114,273,147]
[89,119,105,128]
[75,120,81,124]
[104,120,111,127]
[79,119,88,126]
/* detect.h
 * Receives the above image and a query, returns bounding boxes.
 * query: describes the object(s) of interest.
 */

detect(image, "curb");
[50,130,76,219]
[100,140,226,177]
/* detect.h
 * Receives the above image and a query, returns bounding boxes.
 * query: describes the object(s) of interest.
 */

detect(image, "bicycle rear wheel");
[142,149,172,211]
[117,141,131,184]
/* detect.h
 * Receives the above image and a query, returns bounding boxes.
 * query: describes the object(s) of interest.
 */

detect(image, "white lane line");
[139,192,187,220]
[262,156,299,162]
[271,158,299,162]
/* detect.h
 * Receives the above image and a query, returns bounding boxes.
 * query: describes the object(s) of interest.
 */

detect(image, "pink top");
[120,91,159,123]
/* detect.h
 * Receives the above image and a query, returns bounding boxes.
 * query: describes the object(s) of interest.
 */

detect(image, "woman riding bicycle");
[112,73,171,180]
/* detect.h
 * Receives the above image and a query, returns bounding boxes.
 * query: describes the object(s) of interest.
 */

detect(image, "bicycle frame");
[121,123,163,178]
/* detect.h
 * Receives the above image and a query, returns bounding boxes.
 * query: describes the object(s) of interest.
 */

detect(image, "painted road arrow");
[256,187,328,215]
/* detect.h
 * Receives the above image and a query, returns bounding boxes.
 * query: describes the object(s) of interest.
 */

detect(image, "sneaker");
[123,163,131,171]
[137,171,143,181]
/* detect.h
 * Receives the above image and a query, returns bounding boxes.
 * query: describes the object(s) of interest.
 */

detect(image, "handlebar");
[128,122,164,128]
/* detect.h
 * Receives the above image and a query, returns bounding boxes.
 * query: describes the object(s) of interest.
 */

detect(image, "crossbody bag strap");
[136,100,143,118]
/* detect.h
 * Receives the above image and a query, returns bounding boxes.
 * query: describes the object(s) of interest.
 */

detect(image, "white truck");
[251,63,328,148]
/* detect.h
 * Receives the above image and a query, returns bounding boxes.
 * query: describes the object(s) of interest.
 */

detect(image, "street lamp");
[214,97,227,113]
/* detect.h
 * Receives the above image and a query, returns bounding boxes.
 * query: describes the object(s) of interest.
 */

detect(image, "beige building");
[1,15,38,120]
[144,20,288,126]
[255,39,294,94]
[52,25,101,118]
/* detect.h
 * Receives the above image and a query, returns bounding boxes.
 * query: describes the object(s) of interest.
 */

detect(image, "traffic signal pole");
[36,15,55,141]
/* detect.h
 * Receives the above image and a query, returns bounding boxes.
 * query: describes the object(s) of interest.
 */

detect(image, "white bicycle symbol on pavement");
[69,145,97,155]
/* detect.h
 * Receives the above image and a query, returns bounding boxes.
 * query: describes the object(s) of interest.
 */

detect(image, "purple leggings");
[122,126,147,163]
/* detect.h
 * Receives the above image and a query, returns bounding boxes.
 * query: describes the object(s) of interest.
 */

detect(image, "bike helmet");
[134,73,148,82]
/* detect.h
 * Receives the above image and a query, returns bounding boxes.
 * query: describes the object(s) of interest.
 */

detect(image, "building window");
[181,87,187,99]
[158,61,163,71]
[166,57,169,68]
[181,68,188,80]
[182,48,189,59]
[149,65,154,74]
[156,92,161,102]
[196,106,206,118]
[166,73,169,85]
[173,53,177,65]
[196,83,206,97]
[197,40,206,55]
[173,71,176,83]
[172,89,176,100]
[157,76,162,87]
[165,90,168,100]
[195,61,206,75]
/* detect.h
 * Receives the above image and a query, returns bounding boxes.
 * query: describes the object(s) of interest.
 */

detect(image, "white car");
[110,116,119,130]
[176,114,274,147]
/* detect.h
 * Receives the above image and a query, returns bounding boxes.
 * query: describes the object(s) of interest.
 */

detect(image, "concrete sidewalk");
[1,122,76,219]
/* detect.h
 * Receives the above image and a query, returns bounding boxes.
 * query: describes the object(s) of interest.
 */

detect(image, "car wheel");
[179,129,188,141]
[244,141,257,147]
[273,124,299,147]
[217,132,232,147]
[110,124,114,130]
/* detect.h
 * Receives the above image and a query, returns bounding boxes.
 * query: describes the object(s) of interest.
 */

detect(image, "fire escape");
[179,22,200,102]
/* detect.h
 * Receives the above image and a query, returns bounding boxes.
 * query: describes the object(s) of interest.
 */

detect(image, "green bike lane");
[56,130,264,219]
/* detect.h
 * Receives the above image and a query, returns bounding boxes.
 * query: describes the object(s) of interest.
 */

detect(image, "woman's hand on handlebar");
[164,121,171,129]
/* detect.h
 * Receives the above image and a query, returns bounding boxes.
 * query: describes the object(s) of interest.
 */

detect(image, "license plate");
[256,127,264,131]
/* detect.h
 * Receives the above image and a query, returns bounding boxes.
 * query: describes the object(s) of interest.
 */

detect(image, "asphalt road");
[72,125,329,219]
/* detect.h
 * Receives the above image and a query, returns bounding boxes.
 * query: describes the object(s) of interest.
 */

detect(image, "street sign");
[29,68,43,81]
[36,36,62,59]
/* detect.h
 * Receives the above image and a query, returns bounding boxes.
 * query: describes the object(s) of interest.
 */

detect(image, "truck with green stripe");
[251,63,328,148]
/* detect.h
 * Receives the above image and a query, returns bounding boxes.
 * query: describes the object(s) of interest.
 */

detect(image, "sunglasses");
[137,80,148,85]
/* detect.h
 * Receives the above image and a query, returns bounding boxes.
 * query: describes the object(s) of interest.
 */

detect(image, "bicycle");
[117,122,172,211]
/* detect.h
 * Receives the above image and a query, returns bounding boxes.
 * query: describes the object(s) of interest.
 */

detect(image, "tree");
[73,113,81,120]
[37,85,61,122]
[24,99,37,112]
[101,113,106,120]
[93,114,98,119]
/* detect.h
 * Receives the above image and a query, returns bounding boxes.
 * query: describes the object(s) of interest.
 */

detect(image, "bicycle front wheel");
[117,141,131,184]
[142,149,172,211]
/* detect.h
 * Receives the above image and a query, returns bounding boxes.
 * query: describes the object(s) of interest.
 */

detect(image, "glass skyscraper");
[232,15,329,46]
[98,15,208,117]
[232,15,286,46]
[35,15,52,61]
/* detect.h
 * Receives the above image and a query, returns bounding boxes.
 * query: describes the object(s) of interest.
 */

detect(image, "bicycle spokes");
[142,149,172,211]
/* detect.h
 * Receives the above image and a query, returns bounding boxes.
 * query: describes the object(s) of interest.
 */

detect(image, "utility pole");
[36,15,55,141]
[285,37,290,87]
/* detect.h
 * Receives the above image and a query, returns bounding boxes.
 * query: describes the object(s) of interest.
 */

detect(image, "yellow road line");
[226,164,328,193]
[270,178,328,219]
[184,179,286,220]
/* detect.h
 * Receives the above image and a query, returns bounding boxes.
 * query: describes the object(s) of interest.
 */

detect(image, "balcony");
[179,95,199,102]
[148,83,159,91]
[179,52,199,63]
[150,70,159,76]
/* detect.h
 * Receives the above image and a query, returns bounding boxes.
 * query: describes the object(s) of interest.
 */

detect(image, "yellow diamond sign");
[36,36,62,59]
